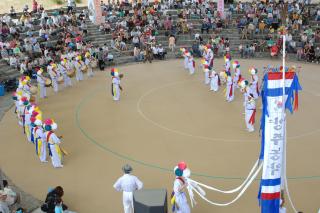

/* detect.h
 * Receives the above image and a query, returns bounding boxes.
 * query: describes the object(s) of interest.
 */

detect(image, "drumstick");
[60,146,68,156]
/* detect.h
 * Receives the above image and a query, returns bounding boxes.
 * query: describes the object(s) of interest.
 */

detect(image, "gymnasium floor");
[0,59,319,212]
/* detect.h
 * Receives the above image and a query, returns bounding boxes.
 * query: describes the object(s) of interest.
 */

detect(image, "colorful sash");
[249,109,256,124]
[229,81,233,97]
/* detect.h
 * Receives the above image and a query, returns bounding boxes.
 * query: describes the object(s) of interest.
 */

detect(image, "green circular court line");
[75,86,320,181]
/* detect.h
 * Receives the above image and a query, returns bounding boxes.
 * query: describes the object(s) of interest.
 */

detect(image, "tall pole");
[281,33,298,213]
[281,34,286,191]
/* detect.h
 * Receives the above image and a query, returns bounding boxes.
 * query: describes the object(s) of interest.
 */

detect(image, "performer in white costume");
[226,73,234,102]
[85,52,94,77]
[245,93,256,132]
[59,59,72,87]
[187,53,195,75]
[210,70,219,92]
[33,116,47,163]
[224,53,231,74]
[48,62,59,93]
[36,68,47,98]
[172,166,190,213]
[74,56,84,81]
[111,69,123,101]
[113,164,143,213]
[239,79,250,113]
[202,61,210,84]
[249,67,259,99]
[44,119,63,168]
[181,48,189,70]
[233,60,241,88]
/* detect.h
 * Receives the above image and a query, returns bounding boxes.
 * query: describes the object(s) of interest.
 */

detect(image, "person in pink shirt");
[32,0,38,13]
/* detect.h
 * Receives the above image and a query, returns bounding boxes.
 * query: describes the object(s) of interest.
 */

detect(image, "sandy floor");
[0,59,319,213]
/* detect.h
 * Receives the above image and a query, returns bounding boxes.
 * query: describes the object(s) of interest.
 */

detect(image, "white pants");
[245,109,255,132]
[175,192,190,213]
[204,72,210,84]
[63,73,72,87]
[210,77,219,92]
[123,192,133,213]
[112,84,120,101]
[188,63,194,75]
[226,84,234,102]
[234,75,240,88]
[184,58,188,69]
[39,83,46,98]
[36,139,47,162]
[87,66,94,77]
[75,69,83,81]
[52,78,58,93]
[49,144,63,168]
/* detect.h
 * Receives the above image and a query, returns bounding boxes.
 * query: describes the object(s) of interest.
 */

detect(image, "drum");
[45,78,52,87]
[91,60,98,68]
[81,66,88,73]
[30,85,38,95]
[57,76,64,84]
[67,69,75,78]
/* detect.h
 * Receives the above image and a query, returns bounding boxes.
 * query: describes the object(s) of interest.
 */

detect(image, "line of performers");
[12,76,66,168]
[181,46,260,133]
[35,51,96,100]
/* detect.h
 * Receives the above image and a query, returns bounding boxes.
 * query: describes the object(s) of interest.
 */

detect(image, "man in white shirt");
[113,164,143,213]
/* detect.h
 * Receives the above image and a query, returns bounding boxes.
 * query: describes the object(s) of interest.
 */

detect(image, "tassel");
[294,91,299,111]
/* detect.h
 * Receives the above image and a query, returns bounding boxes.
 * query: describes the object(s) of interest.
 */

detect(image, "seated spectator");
[2,180,18,206]
[41,186,68,213]
[134,46,142,61]
[249,44,255,57]
[32,0,38,13]
[239,43,244,58]
[132,36,140,48]
[315,47,320,63]
[0,190,9,213]
[10,6,16,17]
[157,44,165,60]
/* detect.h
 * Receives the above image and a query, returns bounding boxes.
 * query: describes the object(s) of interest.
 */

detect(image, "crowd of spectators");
[1,0,319,80]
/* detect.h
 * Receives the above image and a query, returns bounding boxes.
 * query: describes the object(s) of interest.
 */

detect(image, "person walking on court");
[113,164,143,213]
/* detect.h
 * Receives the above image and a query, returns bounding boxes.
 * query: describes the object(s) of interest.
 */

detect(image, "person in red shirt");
[32,0,38,13]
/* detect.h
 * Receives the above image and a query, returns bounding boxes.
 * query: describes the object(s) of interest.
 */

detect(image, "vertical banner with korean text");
[259,72,302,213]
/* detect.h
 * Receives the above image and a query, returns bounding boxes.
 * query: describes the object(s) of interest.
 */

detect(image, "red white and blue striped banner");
[258,71,302,213]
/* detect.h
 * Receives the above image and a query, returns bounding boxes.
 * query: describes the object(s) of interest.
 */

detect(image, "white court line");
[136,80,320,143]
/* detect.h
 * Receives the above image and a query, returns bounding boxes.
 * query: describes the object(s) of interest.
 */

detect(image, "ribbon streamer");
[188,159,259,194]
[188,163,263,207]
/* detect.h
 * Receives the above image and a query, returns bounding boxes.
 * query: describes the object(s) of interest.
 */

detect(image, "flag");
[258,71,302,213]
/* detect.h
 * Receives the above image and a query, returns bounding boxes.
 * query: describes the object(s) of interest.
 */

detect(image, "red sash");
[218,75,221,86]
[34,126,39,136]
[176,177,185,185]
[238,74,242,83]
[249,109,256,124]
[46,131,53,143]
[229,82,233,97]
[192,60,195,68]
